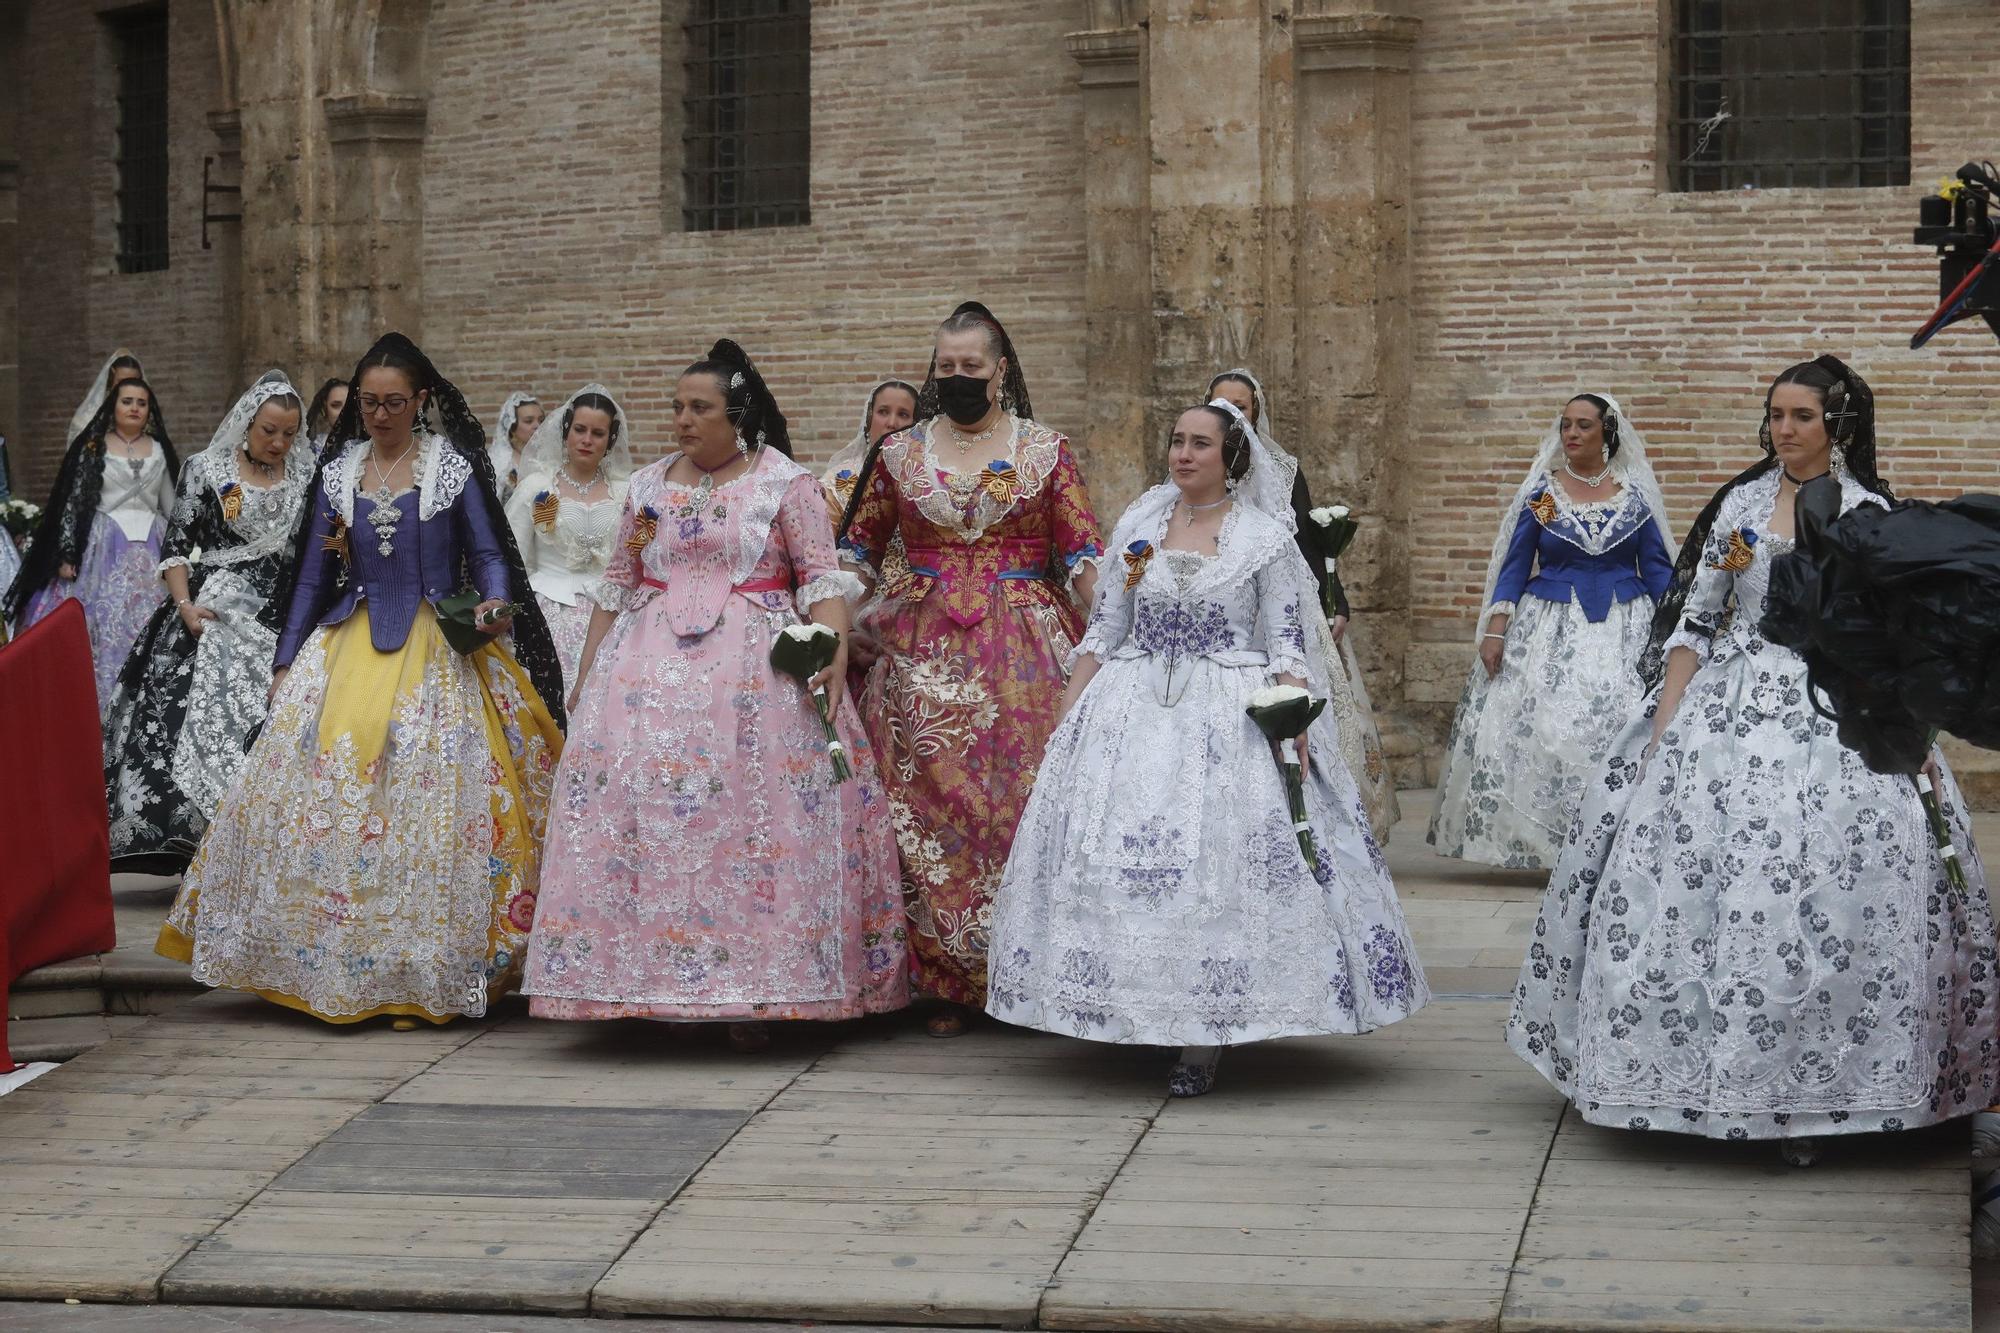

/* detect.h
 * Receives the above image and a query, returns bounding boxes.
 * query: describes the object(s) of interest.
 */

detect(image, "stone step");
[6,1012,152,1064]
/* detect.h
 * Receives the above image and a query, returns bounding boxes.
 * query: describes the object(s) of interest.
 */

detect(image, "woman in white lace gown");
[1507,357,1997,1160]
[1429,394,1674,868]
[488,391,543,501]
[1208,369,1401,841]
[987,399,1429,1097]
[505,384,633,688]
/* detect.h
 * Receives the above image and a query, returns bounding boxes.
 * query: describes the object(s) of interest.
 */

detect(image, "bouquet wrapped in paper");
[1307,505,1358,620]
[771,622,851,782]
[1246,683,1326,871]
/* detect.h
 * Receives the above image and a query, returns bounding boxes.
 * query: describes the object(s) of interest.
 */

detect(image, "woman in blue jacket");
[159,333,566,1027]
[1428,394,1674,869]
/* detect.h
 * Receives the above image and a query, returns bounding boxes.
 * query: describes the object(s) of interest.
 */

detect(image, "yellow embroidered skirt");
[158,603,561,1023]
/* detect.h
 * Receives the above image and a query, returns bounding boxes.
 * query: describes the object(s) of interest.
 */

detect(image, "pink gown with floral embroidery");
[842,416,1103,1004]
[521,449,909,1021]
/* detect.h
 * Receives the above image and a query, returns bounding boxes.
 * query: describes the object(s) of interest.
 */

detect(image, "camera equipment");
[1911,160,2000,348]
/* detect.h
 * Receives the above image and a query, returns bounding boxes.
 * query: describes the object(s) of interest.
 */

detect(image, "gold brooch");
[219,482,243,522]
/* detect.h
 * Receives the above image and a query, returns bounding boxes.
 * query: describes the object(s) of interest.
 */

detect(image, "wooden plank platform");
[158,1008,813,1313]
[592,1024,1166,1326]
[1500,1108,1974,1333]
[1038,1001,1564,1333]
[0,993,483,1302]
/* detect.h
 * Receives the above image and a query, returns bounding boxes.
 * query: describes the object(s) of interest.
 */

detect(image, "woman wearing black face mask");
[836,301,1105,1037]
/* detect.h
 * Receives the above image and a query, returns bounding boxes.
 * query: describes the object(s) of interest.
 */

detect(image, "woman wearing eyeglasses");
[158,333,566,1029]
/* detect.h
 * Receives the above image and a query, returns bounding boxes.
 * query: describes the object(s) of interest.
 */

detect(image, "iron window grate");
[682,0,810,232]
[112,6,170,273]
[1669,0,1910,192]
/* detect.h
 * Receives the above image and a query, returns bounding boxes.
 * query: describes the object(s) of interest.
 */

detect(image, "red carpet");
[0,600,114,1070]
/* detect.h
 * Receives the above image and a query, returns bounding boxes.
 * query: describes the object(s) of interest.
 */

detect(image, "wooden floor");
[0,795,1983,1332]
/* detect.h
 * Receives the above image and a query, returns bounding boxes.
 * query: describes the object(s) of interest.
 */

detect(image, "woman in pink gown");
[835,302,1104,1034]
[521,340,908,1051]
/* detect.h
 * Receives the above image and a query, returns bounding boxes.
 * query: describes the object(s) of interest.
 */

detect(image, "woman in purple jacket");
[1428,394,1675,869]
[159,333,566,1027]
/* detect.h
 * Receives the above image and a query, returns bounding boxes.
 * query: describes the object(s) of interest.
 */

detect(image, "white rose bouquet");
[1307,505,1358,619]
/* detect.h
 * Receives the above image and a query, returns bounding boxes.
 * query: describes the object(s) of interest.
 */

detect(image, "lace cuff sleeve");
[796,569,865,613]
[1484,600,1517,628]
[586,577,631,614]
[156,554,192,574]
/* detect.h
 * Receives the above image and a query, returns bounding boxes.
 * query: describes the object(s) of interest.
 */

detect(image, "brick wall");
[1400,0,2000,711]
[420,0,1089,471]
[15,0,233,494]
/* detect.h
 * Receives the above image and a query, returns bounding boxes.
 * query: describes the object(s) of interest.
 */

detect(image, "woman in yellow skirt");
[158,333,566,1026]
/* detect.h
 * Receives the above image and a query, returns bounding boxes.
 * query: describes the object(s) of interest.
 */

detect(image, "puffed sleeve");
[589,482,644,612]
[1047,442,1104,577]
[839,461,899,574]
[1254,550,1313,681]
[1633,513,1674,603]
[1663,503,1740,664]
[156,466,208,573]
[273,498,338,670]
[504,475,543,578]
[778,473,865,612]
[452,479,513,604]
[1485,499,1543,624]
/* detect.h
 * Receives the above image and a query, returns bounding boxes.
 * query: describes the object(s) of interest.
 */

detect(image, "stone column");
[213,0,430,388]
[323,93,428,357]
[1145,0,1270,501]
[1065,3,1151,512]
[1291,7,1421,763]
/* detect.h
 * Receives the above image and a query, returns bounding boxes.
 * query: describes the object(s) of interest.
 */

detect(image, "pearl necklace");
[1564,460,1614,487]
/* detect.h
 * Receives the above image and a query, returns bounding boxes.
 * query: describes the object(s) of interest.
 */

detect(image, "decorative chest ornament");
[1122,539,1155,590]
[218,481,244,522]
[1711,525,1760,573]
[979,459,1020,506]
[1527,489,1559,527]
[532,489,559,534]
[626,504,660,553]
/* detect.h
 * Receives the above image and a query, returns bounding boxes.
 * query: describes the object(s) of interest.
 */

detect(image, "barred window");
[1669,0,1909,192]
[682,0,810,231]
[111,5,171,273]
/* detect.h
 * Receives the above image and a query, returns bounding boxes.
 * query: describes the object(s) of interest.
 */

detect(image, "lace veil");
[514,384,635,487]
[1477,393,1674,642]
